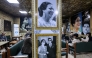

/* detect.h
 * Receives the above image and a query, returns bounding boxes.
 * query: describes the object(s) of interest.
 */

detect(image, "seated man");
[0,32,7,41]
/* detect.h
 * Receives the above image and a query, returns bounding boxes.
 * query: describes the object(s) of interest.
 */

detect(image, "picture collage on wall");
[34,0,61,58]
[66,10,90,35]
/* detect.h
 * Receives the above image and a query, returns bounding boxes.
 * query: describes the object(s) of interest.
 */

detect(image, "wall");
[0,10,14,37]
[13,17,26,37]
[14,18,20,25]
[0,10,27,38]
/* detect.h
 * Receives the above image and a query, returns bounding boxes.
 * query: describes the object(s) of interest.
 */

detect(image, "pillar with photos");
[32,0,62,58]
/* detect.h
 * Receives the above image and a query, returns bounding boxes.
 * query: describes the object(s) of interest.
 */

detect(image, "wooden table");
[10,41,18,45]
[0,41,9,50]
[0,41,9,46]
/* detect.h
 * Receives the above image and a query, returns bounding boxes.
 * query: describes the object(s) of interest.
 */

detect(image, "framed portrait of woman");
[35,34,58,58]
[35,0,59,29]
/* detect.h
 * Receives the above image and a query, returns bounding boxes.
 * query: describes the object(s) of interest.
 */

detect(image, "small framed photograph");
[35,34,58,58]
[35,0,59,29]
[4,20,11,31]
[20,16,32,32]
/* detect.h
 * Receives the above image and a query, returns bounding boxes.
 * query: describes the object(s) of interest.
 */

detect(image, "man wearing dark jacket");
[21,33,32,58]
[47,38,56,58]
[0,32,7,41]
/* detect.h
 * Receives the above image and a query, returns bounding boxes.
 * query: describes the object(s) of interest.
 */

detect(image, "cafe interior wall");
[0,10,14,37]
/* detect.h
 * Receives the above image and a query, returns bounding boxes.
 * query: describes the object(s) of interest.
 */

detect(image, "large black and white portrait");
[36,34,57,58]
[37,0,58,28]
[20,16,32,32]
[82,11,90,35]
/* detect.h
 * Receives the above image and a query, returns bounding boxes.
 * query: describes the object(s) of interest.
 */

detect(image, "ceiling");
[62,0,92,19]
[0,0,92,18]
[0,0,31,17]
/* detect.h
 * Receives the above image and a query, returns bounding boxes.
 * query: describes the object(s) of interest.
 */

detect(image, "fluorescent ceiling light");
[19,11,27,14]
[7,0,19,3]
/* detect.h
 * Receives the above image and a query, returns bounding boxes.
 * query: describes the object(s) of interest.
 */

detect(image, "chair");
[0,51,6,58]
[6,35,11,42]
[61,41,68,58]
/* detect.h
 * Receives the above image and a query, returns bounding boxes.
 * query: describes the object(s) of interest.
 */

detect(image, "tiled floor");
[62,54,73,58]
[62,53,92,58]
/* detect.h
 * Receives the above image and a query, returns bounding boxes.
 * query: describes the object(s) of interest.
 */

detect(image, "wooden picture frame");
[35,34,58,58]
[4,20,11,31]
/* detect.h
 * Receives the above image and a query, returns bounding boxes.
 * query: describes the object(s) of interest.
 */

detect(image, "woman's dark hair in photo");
[41,39,46,45]
[38,2,51,17]
[71,13,79,26]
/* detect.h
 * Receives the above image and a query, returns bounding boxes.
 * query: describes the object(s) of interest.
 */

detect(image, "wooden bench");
[7,40,27,58]
[0,52,6,58]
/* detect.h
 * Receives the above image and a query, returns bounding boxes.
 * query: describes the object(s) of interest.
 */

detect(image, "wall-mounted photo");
[35,34,58,58]
[4,20,11,31]
[20,16,32,32]
[36,0,59,29]
[71,12,82,34]
[82,10,90,35]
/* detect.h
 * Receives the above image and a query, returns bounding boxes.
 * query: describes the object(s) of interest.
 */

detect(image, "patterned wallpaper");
[0,10,27,38]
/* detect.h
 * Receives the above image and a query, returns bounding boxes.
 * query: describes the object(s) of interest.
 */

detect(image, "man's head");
[26,33,32,38]
[82,21,90,35]
[1,32,6,36]
[48,38,52,44]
